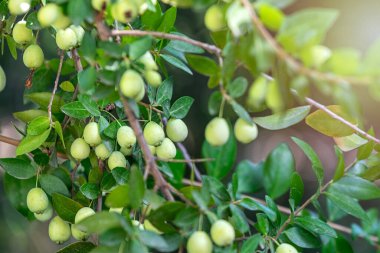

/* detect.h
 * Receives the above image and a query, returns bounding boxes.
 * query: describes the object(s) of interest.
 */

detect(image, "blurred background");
[1,0,380,252]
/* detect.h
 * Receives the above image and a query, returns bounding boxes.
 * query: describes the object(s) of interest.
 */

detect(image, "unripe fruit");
[144,219,162,234]
[111,1,138,23]
[71,225,88,241]
[0,66,6,93]
[37,3,61,27]
[23,44,44,69]
[120,146,133,156]
[187,231,213,253]
[108,151,127,170]
[34,203,53,221]
[48,216,71,244]
[117,126,136,148]
[276,243,298,253]
[210,220,235,246]
[204,5,226,32]
[234,118,258,144]
[119,70,145,99]
[70,138,91,160]
[12,21,34,44]
[134,84,145,102]
[143,121,165,146]
[148,145,156,155]
[27,188,49,213]
[166,118,188,142]
[92,0,110,11]
[83,122,102,147]
[8,0,31,15]
[52,15,71,30]
[72,207,95,240]
[56,28,78,50]
[138,52,158,70]
[109,207,123,214]
[132,220,144,230]
[95,143,111,160]
[156,138,176,160]
[205,117,229,146]
[70,25,85,45]
[145,70,162,88]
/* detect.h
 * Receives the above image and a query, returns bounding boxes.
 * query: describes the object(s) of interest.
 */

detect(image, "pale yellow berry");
[205,117,229,146]
[70,138,91,160]
[166,118,188,142]
[204,5,226,32]
[27,188,49,214]
[8,0,31,15]
[95,143,111,160]
[119,70,145,99]
[12,21,34,44]
[276,243,298,253]
[187,231,213,253]
[156,138,176,160]
[143,121,165,146]
[117,126,136,148]
[210,220,235,246]
[49,216,71,244]
[83,122,102,147]
[108,151,127,170]
[23,44,44,69]
[0,66,6,93]
[56,28,78,50]
[37,3,61,27]
[234,118,258,144]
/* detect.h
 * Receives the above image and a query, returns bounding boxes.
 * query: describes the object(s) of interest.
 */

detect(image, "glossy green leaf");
[161,54,192,75]
[54,121,66,148]
[67,0,93,25]
[236,160,264,194]
[333,146,345,181]
[27,116,50,136]
[289,172,304,208]
[284,227,321,248]
[80,183,100,200]
[52,193,83,223]
[56,242,96,253]
[156,77,173,106]
[78,94,101,117]
[78,67,97,94]
[169,96,194,119]
[157,7,176,33]
[61,101,91,119]
[105,184,130,208]
[77,211,121,234]
[186,54,219,76]
[25,92,63,113]
[241,234,262,253]
[129,36,153,60]
[16,128,51,156]
[128,166,145,209]
[330,175,380,200]
[239,198,277,222]
[325,191,368,221]
[139,231,180,252]
[40,174,70,197]
[294,216,337,238]
[253,106,310,130]
[0,158,36,179]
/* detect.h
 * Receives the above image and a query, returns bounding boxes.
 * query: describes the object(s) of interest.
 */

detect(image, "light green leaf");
[54,121,66,148]
[16,128,51,156]
[334,134,368,152]
[330,175,380,200]
[61,101,91,119]
[27,116,50,136]
[13,110,49,123]
[169,96,194,119]
[325,191,368,221]
[25,92,63,113]
[186,54,219,76]
[161,54,192,75]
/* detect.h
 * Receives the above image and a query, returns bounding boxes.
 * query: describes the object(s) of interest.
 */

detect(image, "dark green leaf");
[284,227,321,248]
[56,242,96,253]
[80,183,100,200]
[40,174,70,197]
[239,198,277,222]
[139,231,180,252]
[330,175,380,200]
[105,184,130,208]
[169,96,194,119]
[128,166,145,209]
[157,7,176,33]
[186,54,219,76]
[156,77,173,106]
[161,54,192,75]
[67,0,93,25]
[52,193,83,223]
[61,101,91,119]
[130,36,153,60]
[294,216,337,238]
[241,234,262,253]
[78,67,97,94]
[325,191,368,221]
[0,158,36,179]
[236,160,264,194]
[78,94,101,117]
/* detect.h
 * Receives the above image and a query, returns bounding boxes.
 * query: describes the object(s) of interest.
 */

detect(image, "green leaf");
[25,92,63,113]
[227,77,248,98]
[305,105,357,137]
[6,35,17,60]
[0,158,36,179]
[236,160,264,194]
[129,36,153,60]
[360,165,380,181]
[334,134,368,152]
[357,129,375,160]
[27,116,50,136]
[78,94,101,117]
[289,172,304,208]
[13,110,49,123]
[54,121,66,148]
[230,101,253,124]
[16,128,51,156]
[294,216,337,238]
[208,91,222,116]
[166,33,204,54]
[292,137,324,186]
[253,105,311,130]
[157,7,176,33]
[139,231,180,252]
[105,184,130,208]
[186,54,219,76]
[80,33,96,62]
[329,175,380,200]
[128,166,145,209]
[67,0,93,25]
[56,242,96,253]
[161,54,192,75]
[61,101,91,119]
[202,129,237,179]
[263,143,295,199]
[52,193,83,223]
[169,96,194,119]
[78,67,97,94]
[284,227,321,248]
[325,191,368,221]
[3,174,35,218]
[240,234,262,253]
[239,198,277,222]
[230,204,249,233]
[80,183,100,200]
[277,8,339,54]
[77,211,121,234]
[333,146,345,181]
[156,77,173,106]
[40,174,70,197]
[148,202,186,233]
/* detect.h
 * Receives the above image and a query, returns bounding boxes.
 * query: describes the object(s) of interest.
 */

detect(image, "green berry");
[27,187,49,214]
[111,1,138,23]
[108,151,127,170]
[52,14,71,30]
[12,21,34,45]
[75,207,96,223]
[166,118,188,142]
[204,5,226,32]
[187,231,213,253]
[143,121,165,146]
[156,138,176,160]
[119,70,145,99]
[138,52,158,70]
[23,44,44,69]
[95,142,111,160]
[37,3,61,27]
[48,216,71,244]
[117,126,136,148]
[210,220,235,246]
[276,243,298,253]
[83,122,102,147]
[120,145,133,156]
[134,84,145,102]
[8,0,31,15]
[205,117,229,146]
[70,138,91,160]
[109,207,123,214]
[234,118,258,144]
[71,225,88,241]
[0,66,6,93]
[70,25,85,45]
[34,203,53,221]
[148,145,156,155]
[92,0,110,11]
[56,28,78,50]
[145,70,162,88]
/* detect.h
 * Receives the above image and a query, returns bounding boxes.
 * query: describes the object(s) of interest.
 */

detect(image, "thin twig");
[48,51,64,125]
[111,30,222,56]
[156,157,214,163]
[175,142,202,181]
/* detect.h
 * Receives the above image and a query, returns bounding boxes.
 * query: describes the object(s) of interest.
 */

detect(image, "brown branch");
[156,157,214,163]
[71,48,83,100]
[240,0,370,87]
[175,142,202,181]
[110,30,222,56]
[48,51,64,125]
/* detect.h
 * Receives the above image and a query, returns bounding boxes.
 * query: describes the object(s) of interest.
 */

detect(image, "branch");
[155,157,214,163]
[175,142,202,181]
[240,0,370,87]
[48,51,64,125]
[111,30,222,56]
[181,179,380,245]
